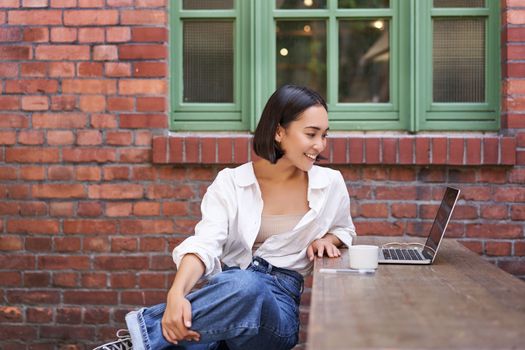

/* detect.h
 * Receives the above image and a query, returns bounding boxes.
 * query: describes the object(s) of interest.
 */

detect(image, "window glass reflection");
[338,0,389,9]
[339,20,389,103]
[276,0,327,10]
[276,21,327,98]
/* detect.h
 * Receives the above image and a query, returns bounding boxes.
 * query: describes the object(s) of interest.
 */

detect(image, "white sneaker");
[93,329,133,350]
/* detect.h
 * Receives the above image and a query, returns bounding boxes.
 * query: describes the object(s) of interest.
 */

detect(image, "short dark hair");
[253,84,327,164]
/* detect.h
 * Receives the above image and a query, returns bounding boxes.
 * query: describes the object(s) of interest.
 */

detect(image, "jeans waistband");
[250,256,304,285]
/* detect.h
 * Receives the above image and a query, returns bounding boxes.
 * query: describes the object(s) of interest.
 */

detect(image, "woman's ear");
[275,124,284,143]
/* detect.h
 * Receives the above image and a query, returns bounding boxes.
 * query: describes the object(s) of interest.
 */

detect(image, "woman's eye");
[322,134,328,139]
[306,133,315,138]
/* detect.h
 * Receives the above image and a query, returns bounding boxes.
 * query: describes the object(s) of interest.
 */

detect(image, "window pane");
[276,0,327,9]
[433,19,485,103]
[338,0,389,8]
[183,21,234,103]
[183,0,233,10]
[276,21,327,98]
[433,0,484,8]
[339,20,389,103]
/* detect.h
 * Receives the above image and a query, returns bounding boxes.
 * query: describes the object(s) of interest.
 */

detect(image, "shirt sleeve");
[172,170,233,277]
[327,171,356,247]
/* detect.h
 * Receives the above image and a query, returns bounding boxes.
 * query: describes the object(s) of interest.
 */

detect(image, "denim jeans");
[125,256,304,350]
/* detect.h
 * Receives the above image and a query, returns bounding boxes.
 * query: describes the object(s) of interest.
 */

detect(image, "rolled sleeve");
[172,171,232,277]
[172,238,223,277]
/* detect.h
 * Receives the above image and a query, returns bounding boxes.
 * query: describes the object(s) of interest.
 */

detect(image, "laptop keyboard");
[382,248,424,261]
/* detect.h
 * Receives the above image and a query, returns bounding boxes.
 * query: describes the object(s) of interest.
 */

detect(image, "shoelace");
[93,329,133,350]
[116,329,130,340]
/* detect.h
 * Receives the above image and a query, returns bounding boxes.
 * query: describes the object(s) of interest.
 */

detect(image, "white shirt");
[172,162,356,277]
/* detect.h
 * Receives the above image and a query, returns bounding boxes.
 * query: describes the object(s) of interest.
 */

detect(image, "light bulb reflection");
[373,20,384,30]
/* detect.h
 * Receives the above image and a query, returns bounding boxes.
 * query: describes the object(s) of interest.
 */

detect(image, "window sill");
[152,133,517,166]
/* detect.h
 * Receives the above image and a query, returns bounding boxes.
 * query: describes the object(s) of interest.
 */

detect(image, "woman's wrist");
[168,287,187,300]
[322,233,342,247]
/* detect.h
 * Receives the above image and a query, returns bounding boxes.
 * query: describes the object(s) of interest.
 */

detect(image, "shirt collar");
[234,162,329,189]
[234,162,258,187]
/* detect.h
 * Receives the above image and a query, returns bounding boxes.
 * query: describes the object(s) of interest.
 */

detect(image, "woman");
[95,85,356,350]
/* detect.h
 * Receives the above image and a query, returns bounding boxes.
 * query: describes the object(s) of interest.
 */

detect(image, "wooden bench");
[307,237,525,350]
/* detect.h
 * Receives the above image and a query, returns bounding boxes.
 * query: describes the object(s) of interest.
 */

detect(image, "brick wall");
[0,0,523,348]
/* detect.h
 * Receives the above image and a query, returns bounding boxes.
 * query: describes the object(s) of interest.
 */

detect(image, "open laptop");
[378,186,460,265]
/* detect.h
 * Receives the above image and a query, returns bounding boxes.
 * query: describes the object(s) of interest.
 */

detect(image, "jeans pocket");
[272,275,301,305]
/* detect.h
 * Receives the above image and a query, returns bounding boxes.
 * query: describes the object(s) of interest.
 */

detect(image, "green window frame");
[415,0,500,131]
[170,0,500,132]
[170,1,252,131]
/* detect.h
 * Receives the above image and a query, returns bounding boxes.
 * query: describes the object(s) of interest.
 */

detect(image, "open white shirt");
[172,162,356,277]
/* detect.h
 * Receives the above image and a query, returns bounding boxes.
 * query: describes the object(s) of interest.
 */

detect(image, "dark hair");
[253,84,327,164]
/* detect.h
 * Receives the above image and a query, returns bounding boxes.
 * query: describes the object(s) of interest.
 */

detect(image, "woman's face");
[275,105,329,172]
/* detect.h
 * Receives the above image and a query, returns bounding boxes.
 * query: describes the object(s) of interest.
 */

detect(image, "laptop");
[378,186,460,265]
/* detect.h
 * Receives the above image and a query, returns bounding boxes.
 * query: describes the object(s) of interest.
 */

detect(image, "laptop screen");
[423,187,460,261]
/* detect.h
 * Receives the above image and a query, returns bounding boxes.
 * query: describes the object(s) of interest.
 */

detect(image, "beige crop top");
[252,214,304,251]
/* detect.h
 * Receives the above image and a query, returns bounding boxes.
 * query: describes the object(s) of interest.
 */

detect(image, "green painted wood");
[327,0,337,109]
[327,110,400,120]
[170,0,250,130]
[431,8,490,17]
[418,0,499,131]
[172,111,241,121]
[398,0,411,131]
[170,0,500,132]
[410,0,418,132]
[171,120,248,131]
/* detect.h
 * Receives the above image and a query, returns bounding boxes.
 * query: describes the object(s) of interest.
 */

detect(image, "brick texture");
[152,135,518,166]
[0,1,524,349]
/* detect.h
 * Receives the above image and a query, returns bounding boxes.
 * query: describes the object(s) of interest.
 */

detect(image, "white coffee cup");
[348,245,379,270]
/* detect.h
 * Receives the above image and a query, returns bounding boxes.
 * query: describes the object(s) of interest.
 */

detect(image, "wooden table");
[307,237,525,350]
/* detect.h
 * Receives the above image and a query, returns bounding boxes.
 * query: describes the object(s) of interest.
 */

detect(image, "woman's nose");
[314,137,325,152]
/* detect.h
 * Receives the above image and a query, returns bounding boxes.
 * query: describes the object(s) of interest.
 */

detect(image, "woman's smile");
[304,153,318,161]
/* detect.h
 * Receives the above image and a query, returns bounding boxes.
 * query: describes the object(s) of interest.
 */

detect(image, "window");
[170,0,500,132]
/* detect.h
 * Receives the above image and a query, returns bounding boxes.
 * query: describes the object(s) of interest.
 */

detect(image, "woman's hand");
[307,234,342,261]
[161,290,200,344]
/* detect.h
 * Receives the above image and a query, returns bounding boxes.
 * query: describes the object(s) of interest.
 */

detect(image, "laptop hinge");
[422,249,433,260]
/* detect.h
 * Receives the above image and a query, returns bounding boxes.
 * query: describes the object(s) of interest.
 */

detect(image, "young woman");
[95,85,356,350]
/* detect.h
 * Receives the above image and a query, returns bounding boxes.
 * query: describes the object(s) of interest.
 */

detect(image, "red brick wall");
[0,0,523,348]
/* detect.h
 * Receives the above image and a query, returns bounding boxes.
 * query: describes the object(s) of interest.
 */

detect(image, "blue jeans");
[125,257,304,350]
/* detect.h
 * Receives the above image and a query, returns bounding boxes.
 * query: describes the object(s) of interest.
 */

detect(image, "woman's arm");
[170,253,205,296]
[161,253,205,344]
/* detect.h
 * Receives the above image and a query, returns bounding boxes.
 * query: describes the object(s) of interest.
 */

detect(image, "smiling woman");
[94,85,356,350]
